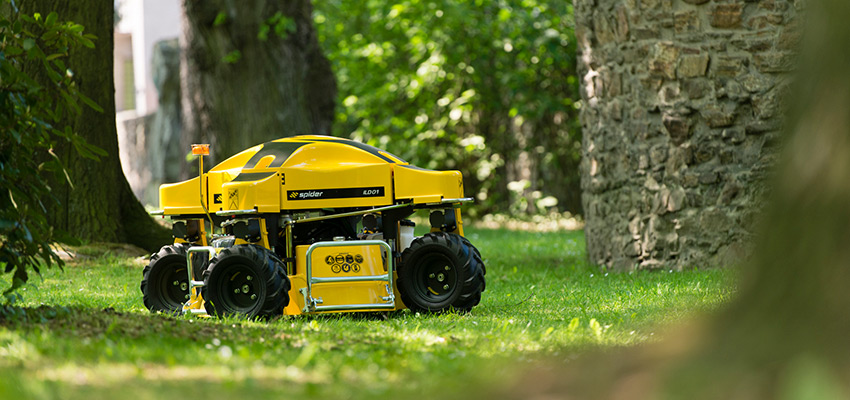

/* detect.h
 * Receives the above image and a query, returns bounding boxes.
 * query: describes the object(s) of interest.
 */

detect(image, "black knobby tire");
[141,243,205,313]
[398,232,486,313]
[211,236,235,248]
[202,244,290,318]
[458,235,486,277]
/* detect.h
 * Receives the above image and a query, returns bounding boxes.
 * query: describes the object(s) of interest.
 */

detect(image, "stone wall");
[575,0,801,270]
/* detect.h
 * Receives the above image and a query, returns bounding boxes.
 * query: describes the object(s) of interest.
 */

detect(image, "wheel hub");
[159,266,189,309]
[216,265,262,313]
[415,254,458,299]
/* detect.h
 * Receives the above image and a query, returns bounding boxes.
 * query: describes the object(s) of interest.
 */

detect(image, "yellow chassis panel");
[284,243,405,315]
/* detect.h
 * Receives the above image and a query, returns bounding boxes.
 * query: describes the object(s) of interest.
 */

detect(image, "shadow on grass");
[0,305,278,342]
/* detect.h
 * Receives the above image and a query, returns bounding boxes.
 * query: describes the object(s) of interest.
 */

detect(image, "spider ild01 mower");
[141,136,486,318]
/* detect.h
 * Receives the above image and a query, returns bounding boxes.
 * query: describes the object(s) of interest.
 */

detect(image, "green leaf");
[71,139,98,161]
[273,16,295,38]
[213,11,227,27]
[77,36,95,49]
[41,29,58,41]
[258,24,271,41]
[22,38,35,51]
[58,90,81,114]
[45,11,57,28]
[221,50,241,64]
[44,64,62,83]
[27,43,45,60]
[4,46,23,56]
[46,147,74,187]
[77,92,104,113]
[498,8,511,22]
[84,142,107,157]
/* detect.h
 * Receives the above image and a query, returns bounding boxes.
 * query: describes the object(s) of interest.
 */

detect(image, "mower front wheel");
[398,232,486,313]
[202,244,290,319]
[141,243,205,313]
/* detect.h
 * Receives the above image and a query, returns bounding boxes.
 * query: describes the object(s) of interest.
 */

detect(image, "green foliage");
[315,0,582,215]
[221,49,241,64]
[0,3,104,297]
[258,12,295,41]
[0,229,734,398]
[213,11,227,27]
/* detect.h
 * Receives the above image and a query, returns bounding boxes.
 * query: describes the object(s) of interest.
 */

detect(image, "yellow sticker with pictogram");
[323,251,366,274]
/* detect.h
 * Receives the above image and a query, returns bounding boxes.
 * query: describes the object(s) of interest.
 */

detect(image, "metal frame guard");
[301,240,395,313]
[183,246,215,315]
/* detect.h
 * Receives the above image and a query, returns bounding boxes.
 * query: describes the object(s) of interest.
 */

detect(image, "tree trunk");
[510,1,850,398]
[180,0,336,173]
[20,0,171,252]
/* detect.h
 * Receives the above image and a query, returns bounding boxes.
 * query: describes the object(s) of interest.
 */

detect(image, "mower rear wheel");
[141,243,205,313]
[398,232,486,313]
[202,244,290,318]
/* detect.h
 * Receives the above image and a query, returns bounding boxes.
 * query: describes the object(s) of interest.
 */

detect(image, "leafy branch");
[0,4,106,299]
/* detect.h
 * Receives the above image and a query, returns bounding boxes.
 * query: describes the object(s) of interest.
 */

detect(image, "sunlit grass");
[0,228,735,399]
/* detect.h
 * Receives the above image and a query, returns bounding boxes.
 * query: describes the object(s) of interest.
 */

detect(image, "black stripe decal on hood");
[308,138,405,163]
[230,172,276,182]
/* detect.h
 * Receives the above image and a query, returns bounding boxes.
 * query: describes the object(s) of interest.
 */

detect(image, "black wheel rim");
[156,264,189,309]
[215,263,261,313]
[411,253,458,303]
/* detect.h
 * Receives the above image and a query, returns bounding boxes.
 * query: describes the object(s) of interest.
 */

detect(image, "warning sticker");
[324,252,366,274]
[228,189,239,209]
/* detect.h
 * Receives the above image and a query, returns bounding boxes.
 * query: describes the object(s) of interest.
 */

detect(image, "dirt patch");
[53,243,150,264]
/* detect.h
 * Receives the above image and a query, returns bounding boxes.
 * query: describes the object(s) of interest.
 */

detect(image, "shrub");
[0,3,104,298]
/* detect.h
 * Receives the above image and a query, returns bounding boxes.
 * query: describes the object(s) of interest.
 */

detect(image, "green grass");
[0,228,735,399]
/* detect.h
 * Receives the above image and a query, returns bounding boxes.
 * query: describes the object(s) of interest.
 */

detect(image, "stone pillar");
[576,0,801,270]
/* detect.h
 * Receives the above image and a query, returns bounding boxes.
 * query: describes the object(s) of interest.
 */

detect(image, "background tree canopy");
[314,0,582,216]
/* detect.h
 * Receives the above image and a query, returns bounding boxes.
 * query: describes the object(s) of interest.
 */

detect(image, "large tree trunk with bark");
[508,1,850,398]
[20,0,171,252]
[180,0,336,172]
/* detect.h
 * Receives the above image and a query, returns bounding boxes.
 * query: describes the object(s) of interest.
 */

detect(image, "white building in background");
[114,0,183,206]
[114,0,182,114]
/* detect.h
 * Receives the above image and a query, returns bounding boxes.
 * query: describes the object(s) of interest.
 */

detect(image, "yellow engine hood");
[159,135,464,215]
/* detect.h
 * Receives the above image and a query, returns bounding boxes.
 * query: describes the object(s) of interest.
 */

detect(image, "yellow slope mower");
[141,136,486,318]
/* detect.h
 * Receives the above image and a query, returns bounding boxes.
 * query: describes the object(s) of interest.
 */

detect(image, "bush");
[0,3,104,298]
[315,1,582,215]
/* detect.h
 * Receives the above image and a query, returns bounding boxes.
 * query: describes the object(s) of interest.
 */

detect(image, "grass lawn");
[0,228,735,399]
